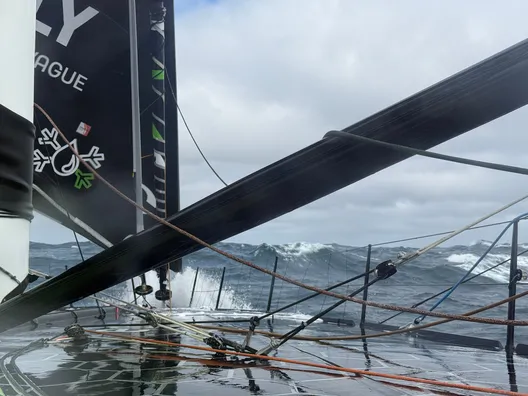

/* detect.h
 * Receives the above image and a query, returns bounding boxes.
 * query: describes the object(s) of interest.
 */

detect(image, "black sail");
[32,0,180,249]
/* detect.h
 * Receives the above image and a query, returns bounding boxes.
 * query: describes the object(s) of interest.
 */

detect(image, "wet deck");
[0,308,526,395]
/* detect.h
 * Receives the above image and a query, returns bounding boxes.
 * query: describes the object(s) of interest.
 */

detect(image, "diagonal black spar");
[3,39,528,333]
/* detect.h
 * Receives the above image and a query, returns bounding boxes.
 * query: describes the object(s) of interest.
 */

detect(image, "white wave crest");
[469,239,493,247]
[275,242,331,259]
[446,253,528,283]
[126,267,252,311]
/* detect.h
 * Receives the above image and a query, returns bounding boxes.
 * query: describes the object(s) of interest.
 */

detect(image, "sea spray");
[126,267,253,311]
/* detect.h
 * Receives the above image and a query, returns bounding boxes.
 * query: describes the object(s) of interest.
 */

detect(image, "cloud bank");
[32,0,528,248]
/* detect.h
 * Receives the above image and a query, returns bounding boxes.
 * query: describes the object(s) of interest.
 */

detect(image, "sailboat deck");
[0,309,526,395]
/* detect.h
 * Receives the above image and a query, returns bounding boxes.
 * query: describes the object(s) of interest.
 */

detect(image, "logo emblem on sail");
[33,126,105,189]
[76,121,92,136]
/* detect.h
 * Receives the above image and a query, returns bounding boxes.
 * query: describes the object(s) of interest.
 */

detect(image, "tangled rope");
[33,103,528,327]
[84,329,526,396]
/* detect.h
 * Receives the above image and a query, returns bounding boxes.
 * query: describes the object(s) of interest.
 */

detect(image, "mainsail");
[33,0,181,276]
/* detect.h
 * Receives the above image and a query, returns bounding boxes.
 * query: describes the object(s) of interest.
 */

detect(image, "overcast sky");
[30,0,528,248]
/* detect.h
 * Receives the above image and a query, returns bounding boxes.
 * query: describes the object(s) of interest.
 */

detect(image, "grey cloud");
[33,0,528,249]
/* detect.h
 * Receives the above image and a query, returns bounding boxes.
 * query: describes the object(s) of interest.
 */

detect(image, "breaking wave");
[447,253,528,283]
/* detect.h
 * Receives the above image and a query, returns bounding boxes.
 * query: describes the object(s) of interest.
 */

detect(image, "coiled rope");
[33,103,528,327]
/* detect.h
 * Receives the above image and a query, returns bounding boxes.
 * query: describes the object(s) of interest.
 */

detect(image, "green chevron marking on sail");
[152,124,164,142]
[152,69,164,80]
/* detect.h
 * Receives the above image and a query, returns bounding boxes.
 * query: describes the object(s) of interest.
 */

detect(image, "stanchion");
[189,267,199,308]
[360,245,372,328]
[215,267,226,310]
[266,257,279,312]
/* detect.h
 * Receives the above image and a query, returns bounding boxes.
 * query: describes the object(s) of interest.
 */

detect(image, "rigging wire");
[311,218,526,264]
[165,68,228,187]
[8,340,49,396]
[410,213,528,326]
[393,195,528,268]
[71,229,105,321]
[371,219,523,247]
[380,247,528,322]
[177,104,228,187]
[0,339,50,396]
[257,269,376,322]
[326,130,528,177]
[33,113,110,315]
[193,289,528,342]
[91,292,258,354]
[33,103,528,327]
[271,273,388,353]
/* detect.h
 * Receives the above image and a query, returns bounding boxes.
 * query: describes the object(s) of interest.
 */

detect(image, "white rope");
[395,193,528,266]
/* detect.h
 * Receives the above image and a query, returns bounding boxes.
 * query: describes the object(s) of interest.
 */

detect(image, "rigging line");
[290,344,345,371]
[314,341,424,373]
[274,276,385,352]
[0,349,30,396]
[94,291,216,338]
[88,295,209,341]
[91,293,258,353]
[380,282,528,286]
[33,103,528,327]
[257,269,376,322]
[0,266,19,285]
[165,60,225,187]
[85,329,526,396]
[310,218,521,263]
[72,231,85,262]
[9,340,49,396]
[394,194,528,267]
[177,104,228,187]
[326,130,528,177]
[32,185,113,247]
[167,70,228,187]
[412,214,527,326]
[194,289,528,342]
[34,108,117,312]
[110,350,346,381]
[371,219,521,247]
[71,229,104,319]
[289,343,428,392]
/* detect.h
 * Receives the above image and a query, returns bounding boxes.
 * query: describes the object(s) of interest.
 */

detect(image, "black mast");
[133,0,181,302]
[149,0,171,301]
[164,0,182,276]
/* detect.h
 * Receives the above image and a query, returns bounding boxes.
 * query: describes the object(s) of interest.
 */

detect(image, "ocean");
[29,240,528,344]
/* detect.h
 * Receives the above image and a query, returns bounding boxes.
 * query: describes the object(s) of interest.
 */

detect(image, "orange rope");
[33,103,528,328]
[110,350,459,395]
[85,329,526,396]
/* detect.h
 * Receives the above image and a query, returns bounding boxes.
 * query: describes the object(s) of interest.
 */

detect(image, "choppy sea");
[29,240,528,343]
